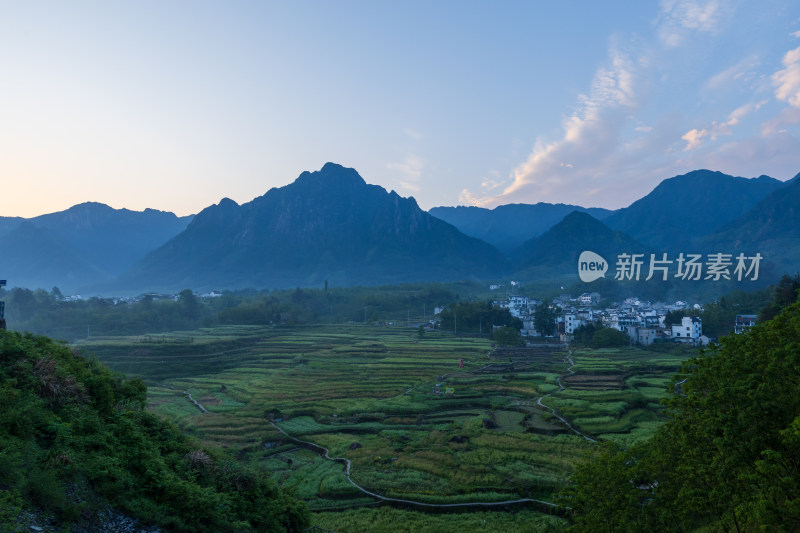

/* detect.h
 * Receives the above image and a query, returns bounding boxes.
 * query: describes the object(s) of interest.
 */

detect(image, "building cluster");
[491,294,542,337]
[492,290,710,346]
[561,294,708,345]
[55,290,224,306]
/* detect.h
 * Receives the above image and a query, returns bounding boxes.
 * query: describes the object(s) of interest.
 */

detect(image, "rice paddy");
[77,324,688,528]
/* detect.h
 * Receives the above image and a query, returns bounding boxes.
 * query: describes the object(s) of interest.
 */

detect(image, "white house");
[671,316,702,343]
[579,292,601,306]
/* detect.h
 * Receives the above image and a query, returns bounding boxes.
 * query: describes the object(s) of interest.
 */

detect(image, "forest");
[0,329,309,531]
[3,277,795,343]
[562,291,800,531]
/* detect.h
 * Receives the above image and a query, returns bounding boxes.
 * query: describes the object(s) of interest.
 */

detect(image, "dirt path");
[535,349,597,443]
[268,421,561,510]
[184,391,208,414]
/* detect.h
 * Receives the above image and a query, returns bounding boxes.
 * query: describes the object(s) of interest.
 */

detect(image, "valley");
[77,324,689,530]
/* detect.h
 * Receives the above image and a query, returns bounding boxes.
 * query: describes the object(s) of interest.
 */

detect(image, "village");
[487,287,756,346]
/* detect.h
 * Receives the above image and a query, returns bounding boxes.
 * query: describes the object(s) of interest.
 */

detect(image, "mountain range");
[109,163,507,293]
[428,203,613,252]
[0,164,797,295]
[602,170,786,250]
[0,204,192,292]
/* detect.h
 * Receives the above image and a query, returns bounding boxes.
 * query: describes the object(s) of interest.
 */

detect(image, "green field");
[76,325,688,528]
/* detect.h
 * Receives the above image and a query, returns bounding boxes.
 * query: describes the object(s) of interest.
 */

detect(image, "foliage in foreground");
[311,505,567,533]
[562,296,800,532]
[0,329,309,532]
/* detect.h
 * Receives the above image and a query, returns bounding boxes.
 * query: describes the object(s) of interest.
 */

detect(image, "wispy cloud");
[681,100,768,150]
[386,154,425,192]
[458,188,483,206]
[480,177,506,192]
[657,0,728,47]
[457,172,507,206]
[703,54,760,91]
[459,0,797,210]
[462,47,639,207]
[773,46,800,108]
[761,106,800,137]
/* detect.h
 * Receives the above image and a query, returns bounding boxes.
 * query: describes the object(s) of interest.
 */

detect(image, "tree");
[533,303,559,337]
[50,286,64,300]
[178,288,200,319]
[437,301,522,334]
[760,273,800,321]
[590,327,628,348]
[572,321,601,345]
[562,297,800,531]
[492,326,523,346]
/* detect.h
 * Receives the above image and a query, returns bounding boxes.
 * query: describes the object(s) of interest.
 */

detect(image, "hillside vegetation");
[563,295,800,531]
[0,330,309,532]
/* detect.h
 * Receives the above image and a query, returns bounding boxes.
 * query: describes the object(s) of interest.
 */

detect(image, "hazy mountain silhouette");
[429,203,614,252]
[0,204,192,292]
[511,211,647,280]
[697,177,800,277]
[604,170,785,250]
[0,222,107,291]
[2,165,797,295]
[0,216,24,239]
[113,163,508,292]
[31,202,193,276]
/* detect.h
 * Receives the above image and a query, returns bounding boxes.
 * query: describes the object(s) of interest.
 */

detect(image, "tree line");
[1,275,796,343]
[561,280,800,531]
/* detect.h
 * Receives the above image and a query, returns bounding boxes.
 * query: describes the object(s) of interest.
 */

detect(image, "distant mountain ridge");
[510,211,648,280]
[112,163,508,293]
[603,169,785,250]
[32,202,194,276]
[429,203,614,251]
[0,164,797,295]
[698,177,800,278]
[0,203,193,291]
[0,222,107,291]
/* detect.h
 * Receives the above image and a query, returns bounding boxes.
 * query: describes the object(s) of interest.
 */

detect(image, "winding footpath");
[535,348,597,443]
[184,391,208,414]
[188,345,594,510]
[268,421,561,510]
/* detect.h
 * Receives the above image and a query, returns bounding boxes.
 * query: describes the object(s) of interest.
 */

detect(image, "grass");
[310,505,568,532]
[77,325,689,524]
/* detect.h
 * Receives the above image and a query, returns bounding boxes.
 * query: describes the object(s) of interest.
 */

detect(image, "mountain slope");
[604,169,786,250]
[0,328,309,530]
[0,222,108,291]
[698,176,800,277]
[0,216,23,239]
[429,203,614,252]
[32,202,193,277]
[114,163,508,292]
[511,211,648,281]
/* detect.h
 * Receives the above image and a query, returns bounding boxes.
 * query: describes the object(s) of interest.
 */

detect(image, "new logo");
[578,251,608,282]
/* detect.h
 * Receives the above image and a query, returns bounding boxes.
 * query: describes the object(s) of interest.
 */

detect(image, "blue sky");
[1,0,799,217]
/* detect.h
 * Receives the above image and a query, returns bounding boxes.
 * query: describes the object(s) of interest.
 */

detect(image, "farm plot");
[78,326,688,513]
[544,347,686,445]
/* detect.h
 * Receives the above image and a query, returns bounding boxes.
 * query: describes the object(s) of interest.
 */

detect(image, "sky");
[1,0,799,218]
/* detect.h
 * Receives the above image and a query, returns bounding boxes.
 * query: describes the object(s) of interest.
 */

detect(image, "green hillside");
[563,295,800,531]
[0,329,308,532]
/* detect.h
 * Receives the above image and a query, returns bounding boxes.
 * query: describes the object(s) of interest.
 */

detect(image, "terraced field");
[77,325,689,529]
